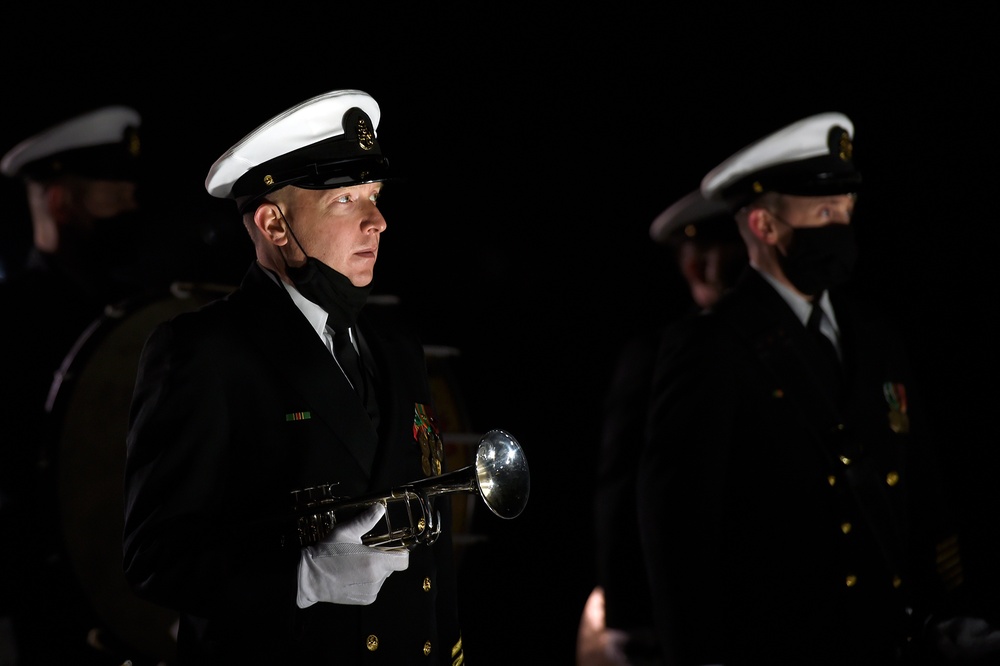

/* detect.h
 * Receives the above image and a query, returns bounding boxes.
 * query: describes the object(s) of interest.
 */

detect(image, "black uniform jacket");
[123,262,462,664]
[594,326,668,634]
[636,267,962,665]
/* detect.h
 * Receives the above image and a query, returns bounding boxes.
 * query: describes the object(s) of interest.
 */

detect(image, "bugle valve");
[289,428,529,549]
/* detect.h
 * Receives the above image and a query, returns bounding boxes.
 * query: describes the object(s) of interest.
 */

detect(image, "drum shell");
[47,282,233,664]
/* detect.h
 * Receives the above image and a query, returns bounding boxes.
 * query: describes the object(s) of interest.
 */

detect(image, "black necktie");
[806,299,842,389]
[329,324,379,426]
[331,326,366,395]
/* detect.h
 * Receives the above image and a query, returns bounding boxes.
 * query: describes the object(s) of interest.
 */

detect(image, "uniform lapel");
[721,270,842,427]
[234,264,379,475]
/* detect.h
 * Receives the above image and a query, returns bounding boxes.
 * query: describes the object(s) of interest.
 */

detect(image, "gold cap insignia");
[356,116,375,151]
[830,127,853,162]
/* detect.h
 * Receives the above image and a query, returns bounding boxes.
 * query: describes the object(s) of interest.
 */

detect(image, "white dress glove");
[296,502,409,607]
[931,615,1000,660]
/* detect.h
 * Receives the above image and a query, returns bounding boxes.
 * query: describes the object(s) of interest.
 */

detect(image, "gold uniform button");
[893,575,902,588]
[841,522,852,534]
[827,475,837,487]
[422,576,432,592]
[366,634,378,652]
[839,455,851,466]
[886,470,900,486]
[423,640,432,656]
[845,574,857,588]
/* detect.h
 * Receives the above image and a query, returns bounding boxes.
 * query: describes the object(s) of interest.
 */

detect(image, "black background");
[4,7,1000,664]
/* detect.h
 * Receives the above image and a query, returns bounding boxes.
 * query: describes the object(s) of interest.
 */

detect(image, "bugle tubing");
[291,428,529,549]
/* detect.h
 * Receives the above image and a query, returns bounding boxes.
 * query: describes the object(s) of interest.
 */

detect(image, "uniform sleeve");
[594,327,660,630]
[122,319,299,618]
[636,315,739,664]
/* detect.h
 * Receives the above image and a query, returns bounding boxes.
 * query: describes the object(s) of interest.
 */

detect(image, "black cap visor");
[720,154,862,211]
[232,133,389,214]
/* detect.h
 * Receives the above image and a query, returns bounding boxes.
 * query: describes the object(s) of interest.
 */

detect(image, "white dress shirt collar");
[756,268,840,337]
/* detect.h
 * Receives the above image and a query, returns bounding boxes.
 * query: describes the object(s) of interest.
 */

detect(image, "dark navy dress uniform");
[123,262,463,664]
[123,89,464,665]
[636,267,963,665]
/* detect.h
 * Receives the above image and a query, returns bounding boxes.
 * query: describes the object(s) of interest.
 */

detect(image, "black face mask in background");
[52,209,152,301]
[776,223,859,297]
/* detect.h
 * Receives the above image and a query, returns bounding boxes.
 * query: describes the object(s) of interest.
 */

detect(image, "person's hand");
[931,615,1000,660]
[296,503,409,607]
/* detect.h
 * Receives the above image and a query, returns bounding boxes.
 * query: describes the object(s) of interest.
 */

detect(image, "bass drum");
[46,281,234,665]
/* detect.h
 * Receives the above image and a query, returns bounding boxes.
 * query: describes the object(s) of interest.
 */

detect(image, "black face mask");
[51,209,150,301]
[57,209,144,263]
[775,223,858,296]
[286,257,372,331]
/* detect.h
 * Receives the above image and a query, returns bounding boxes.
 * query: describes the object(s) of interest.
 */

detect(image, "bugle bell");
[290,428,529,549]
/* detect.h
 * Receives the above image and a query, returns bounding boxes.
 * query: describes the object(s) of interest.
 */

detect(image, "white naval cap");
[700,112,861,212]
[205,89,388,213]
[649,188,738,246]
[1,105,141,181]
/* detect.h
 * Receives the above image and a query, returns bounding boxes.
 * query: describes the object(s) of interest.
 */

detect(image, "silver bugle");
[291,428,529,549]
